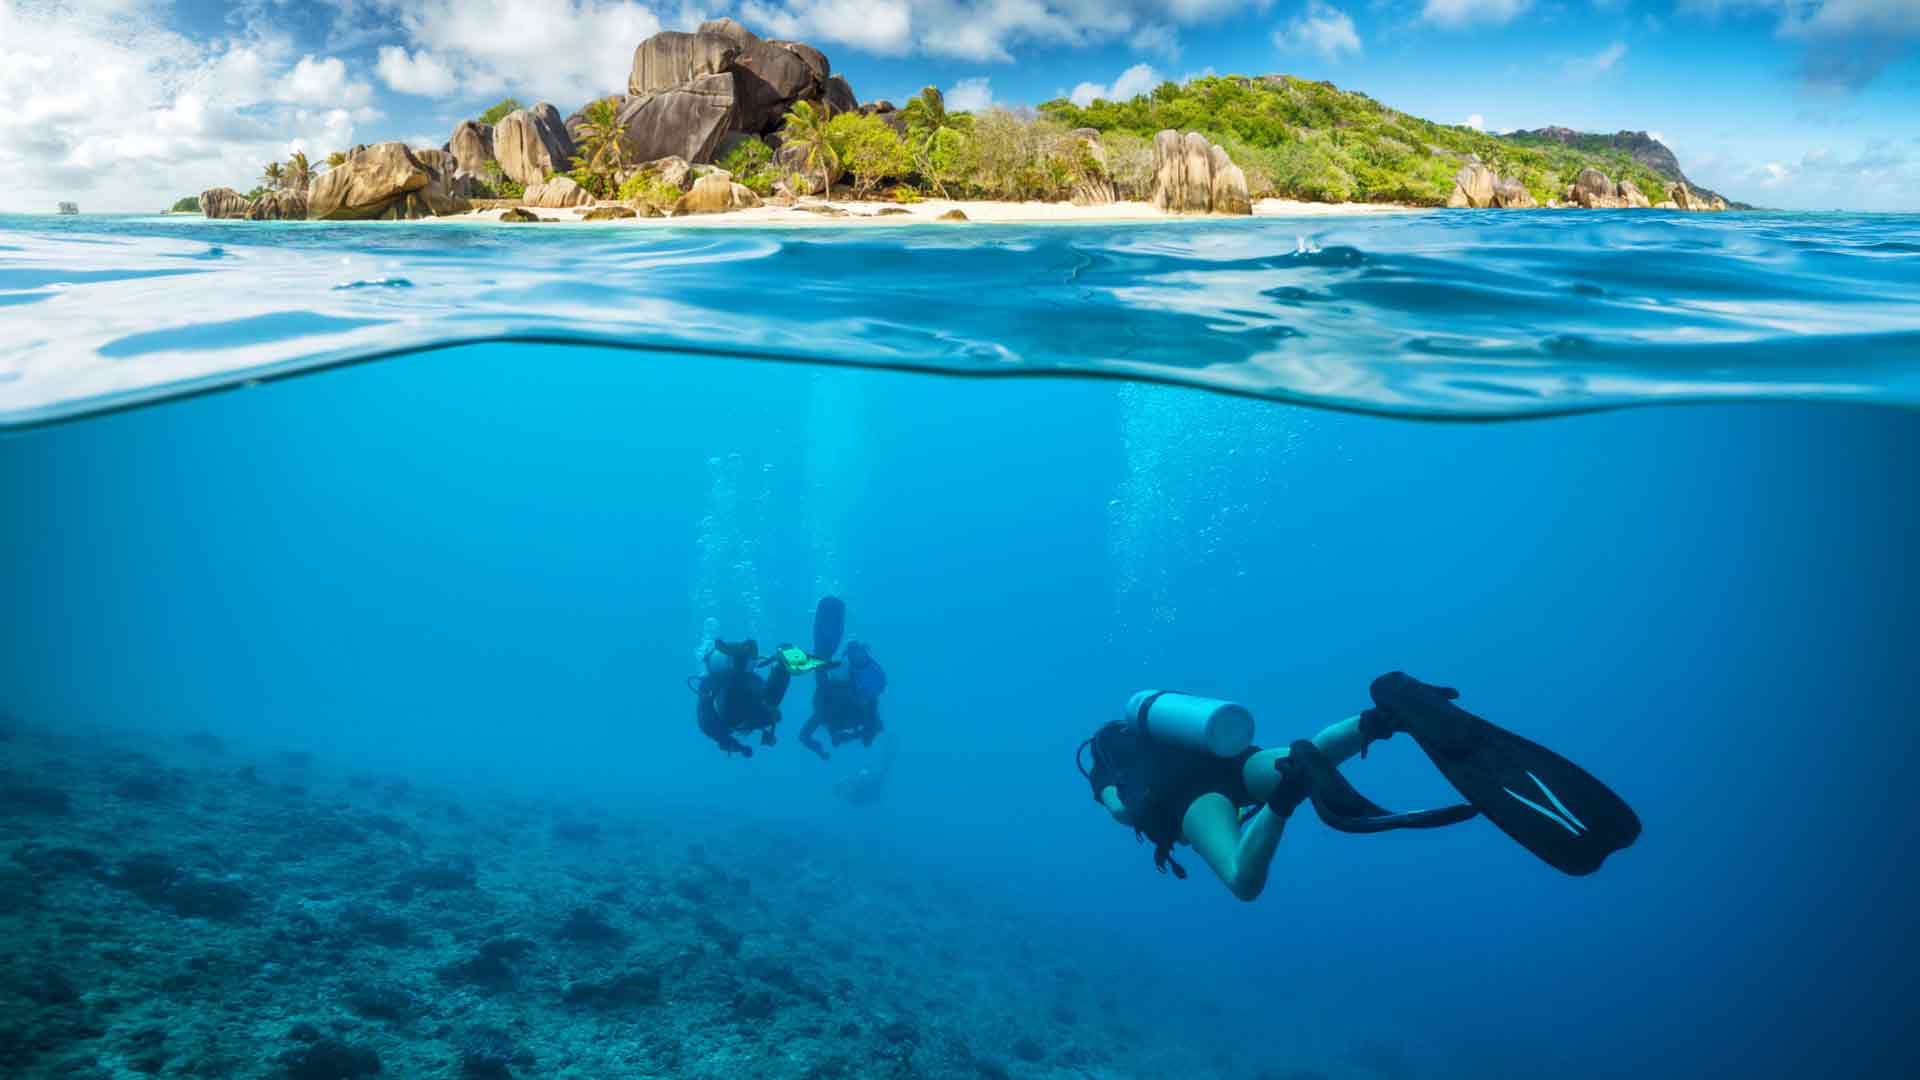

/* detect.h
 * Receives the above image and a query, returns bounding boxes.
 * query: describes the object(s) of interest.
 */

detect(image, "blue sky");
[2,1,1917,210]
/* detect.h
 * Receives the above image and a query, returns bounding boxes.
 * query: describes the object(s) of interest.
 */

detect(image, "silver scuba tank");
[1124,690,1255,757]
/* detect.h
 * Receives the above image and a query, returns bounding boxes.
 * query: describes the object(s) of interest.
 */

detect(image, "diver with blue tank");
[1078,674,1641,897]
[797,595,887,761]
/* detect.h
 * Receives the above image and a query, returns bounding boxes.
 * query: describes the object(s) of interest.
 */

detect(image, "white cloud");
[1465,113,1485,130]
[1069,63,1161,107]
[278,55,372,107]
[1566,41,1628,78]
[1421,0,1532,28]
[945,76,993,112]
[375,46,460,96]
[0,5,376,211]
[739,1,1268,63]
[363,0,666,104]
[1273,2,1362,60]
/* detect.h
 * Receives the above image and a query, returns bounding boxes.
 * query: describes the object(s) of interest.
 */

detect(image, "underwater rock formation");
[0,722,1251,1079]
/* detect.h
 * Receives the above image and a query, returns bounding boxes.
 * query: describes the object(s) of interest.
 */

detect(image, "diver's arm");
[1098,786,1130,825]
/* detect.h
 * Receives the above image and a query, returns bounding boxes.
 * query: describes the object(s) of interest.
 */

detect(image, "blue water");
[3,213,1920,1078]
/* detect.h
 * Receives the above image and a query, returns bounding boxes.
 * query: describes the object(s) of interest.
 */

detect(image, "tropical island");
[191,16,1736,225]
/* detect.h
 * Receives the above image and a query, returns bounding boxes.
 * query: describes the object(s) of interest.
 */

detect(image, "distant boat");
[57,202,78,215]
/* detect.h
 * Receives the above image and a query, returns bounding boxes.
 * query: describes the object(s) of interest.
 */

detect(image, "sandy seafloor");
[0,718,1328,1080]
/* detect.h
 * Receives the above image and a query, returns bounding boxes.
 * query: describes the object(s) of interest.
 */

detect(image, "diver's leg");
[1182,794,1287,902]
[1242,715,1365,804]
[798,713,828,760]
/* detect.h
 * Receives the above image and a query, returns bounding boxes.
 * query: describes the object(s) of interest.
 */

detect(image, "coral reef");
[0,723,1261,1079]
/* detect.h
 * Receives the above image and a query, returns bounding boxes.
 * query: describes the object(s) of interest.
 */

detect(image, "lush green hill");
[1040,75,1698,207]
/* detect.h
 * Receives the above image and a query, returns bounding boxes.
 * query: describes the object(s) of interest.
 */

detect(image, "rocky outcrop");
[1567,167,1630,209]
[824,76,858,115]
[629,31,739,97]
[616,75,736,164]
[1618,178,1650,208]
[671,170,761,214]
[583,205,638,220]
[449,121,495,175]
[1207,144,1251,215]
[1069,131,1116,206]
[627,156,693,192]
[1447,165,1537,209]
[937,209,968,221]
[495,105,577,186]
[523,176,593,209]
[729,37,832,134]
[1447,163,1497,208]
[200,187,252,219]
[1669,183,1728,212]
[1492,175,1538,209]
[1149,130,1249,214]
[500,208,543,222]
[307,142,470,220]
[244,190,307,220]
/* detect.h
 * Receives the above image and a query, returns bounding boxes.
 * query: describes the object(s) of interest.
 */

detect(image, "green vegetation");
[473,161,523,199]
[1039,75,1678,206]
[779,101,837,200]
[718,139,780,196]
[617,169,683,212]
[169,196,200,213]
[567,99,626,198]
[478,98,523,125]
[259,161,285,191]
[284,150,313,194]
[325,150,348,169]
[826,113,912,197]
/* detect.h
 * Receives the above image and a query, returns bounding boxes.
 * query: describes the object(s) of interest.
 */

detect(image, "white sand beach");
[437,197,1425,227]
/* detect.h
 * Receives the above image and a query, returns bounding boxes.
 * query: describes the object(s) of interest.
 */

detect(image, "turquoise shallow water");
[2,210,1918,425]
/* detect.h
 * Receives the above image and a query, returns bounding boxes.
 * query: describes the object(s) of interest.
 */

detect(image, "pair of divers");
[1080,672,1640,896]
[691,596,887,761]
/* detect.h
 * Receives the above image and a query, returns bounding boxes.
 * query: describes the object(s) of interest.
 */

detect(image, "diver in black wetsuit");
[799,639,885,760]
[1079,673,1641,898]
[692,639,790,757]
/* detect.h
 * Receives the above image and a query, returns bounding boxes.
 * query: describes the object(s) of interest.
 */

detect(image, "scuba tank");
[1123,691,1254,758]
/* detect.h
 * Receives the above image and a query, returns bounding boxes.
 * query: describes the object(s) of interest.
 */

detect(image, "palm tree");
[325,150,348,170]
[900,86,972,197]
[259,161,285,191]
[569,98,626,198]
[284,151,313,194]
[779,100,837,202]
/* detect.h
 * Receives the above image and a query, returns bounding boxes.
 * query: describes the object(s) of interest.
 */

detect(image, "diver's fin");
[813,596,846,660]
[1274,741,1478,835]
[1368,672,1641,876]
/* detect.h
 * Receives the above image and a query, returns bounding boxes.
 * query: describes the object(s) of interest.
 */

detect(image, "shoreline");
[429,196,1427,227]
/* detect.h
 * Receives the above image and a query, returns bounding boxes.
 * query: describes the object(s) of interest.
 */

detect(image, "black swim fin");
[1272,740,1479,834]
[1365,672,1641,876]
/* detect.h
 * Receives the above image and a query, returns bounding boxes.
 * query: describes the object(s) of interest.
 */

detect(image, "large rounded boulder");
[629,31,739,96]
[495,104,577,186]
[449,121,496,175]
[1449,163,1497,208]
[200,187,252,219]
[244,190,307,220]
[616,74,737,165]
[308,142,470,220]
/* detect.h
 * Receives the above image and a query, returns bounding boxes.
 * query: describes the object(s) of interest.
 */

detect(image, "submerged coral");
[0,723,1265,1079]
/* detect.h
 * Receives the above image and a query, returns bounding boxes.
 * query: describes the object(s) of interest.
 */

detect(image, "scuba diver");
[834,733,899,806]
[690,638,791,757]
[1078,672,1640,899]
[796,596,888,761]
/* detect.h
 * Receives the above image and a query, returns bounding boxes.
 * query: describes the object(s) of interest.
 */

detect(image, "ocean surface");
[2,211,1918,1079]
